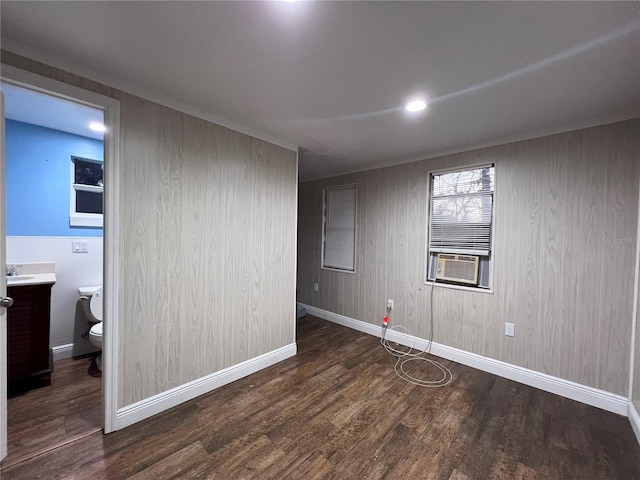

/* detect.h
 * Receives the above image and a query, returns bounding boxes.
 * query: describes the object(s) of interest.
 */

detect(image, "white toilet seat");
[89,321,103,349]
[90,287,103,322]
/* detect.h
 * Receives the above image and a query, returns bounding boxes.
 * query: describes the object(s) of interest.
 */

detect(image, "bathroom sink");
[7,276,34,283]
[3,267,56,287]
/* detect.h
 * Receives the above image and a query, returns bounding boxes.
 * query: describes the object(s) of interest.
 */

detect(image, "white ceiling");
[1,83,104,140]
[2,1,638,181]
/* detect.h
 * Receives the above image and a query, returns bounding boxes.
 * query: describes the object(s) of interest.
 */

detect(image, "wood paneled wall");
[2,51,298,408]
[298,119,640,396]
[117,94,297,406]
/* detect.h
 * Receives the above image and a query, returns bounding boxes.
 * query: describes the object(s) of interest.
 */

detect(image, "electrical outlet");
[387,299,394,310]
[313,283,319,292]
[504,322,515,337]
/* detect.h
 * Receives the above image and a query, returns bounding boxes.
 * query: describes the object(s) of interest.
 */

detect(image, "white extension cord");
[380,280,453,388]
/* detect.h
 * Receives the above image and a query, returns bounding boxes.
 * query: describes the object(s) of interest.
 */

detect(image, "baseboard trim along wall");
[630,402,640,446]
[299,303,629,417]
[52,341,99,362]
[114,343,297,430]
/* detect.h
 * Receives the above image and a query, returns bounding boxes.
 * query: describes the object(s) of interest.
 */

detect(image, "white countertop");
[6,262,56,286]
[6,273,56,287]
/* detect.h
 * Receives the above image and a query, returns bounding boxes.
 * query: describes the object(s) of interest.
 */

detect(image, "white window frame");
[70,155,103,227]
[321,184,357,273]
[425,163,496,292]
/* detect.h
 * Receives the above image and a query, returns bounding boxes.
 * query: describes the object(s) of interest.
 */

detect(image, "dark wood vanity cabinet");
[7,283,53,384]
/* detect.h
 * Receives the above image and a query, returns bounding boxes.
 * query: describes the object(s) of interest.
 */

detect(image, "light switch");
[72,239,88,253]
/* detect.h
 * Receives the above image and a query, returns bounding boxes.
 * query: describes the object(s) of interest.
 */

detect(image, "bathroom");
[2,83,104,462]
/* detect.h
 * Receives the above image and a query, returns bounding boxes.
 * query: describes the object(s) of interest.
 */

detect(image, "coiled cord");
[380,281,453,388]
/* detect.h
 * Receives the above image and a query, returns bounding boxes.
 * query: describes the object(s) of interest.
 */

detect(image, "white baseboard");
[629,402,640,446]
[52,341,99,362]
[115,343,297,431]
[299,303,629,416]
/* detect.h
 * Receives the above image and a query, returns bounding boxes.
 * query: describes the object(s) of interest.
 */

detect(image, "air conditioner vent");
[436,254,479,285]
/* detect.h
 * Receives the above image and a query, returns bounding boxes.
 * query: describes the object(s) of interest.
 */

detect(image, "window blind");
[429,167,494,256]
[323,185,356,271]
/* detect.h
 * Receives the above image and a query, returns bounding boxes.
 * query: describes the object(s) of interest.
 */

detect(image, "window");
[70,156,103,227]
[322,184,356,272]
[427,165,495,289]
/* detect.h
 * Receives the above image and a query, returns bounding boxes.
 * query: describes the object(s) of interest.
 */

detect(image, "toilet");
[78,286,103,371]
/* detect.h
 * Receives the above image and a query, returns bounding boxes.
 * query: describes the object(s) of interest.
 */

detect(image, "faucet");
[6,265,22,277]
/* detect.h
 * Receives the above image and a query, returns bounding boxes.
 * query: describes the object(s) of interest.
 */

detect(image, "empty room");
[0,1,639,479]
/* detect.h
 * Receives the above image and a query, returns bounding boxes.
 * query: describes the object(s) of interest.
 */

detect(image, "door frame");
[1,91,7,461]
[0,64,121,434]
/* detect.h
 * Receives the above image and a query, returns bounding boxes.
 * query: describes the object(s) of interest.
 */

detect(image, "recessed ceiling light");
[89,122,107,132]
[404,99,428,113]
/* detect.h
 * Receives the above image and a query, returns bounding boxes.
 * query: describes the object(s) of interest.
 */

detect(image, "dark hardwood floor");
[2,355,102,470]
[2,315,639,479]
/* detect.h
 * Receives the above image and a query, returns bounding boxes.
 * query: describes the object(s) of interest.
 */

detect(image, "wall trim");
[52,341,99,362]
[293,149,300,344]
[115,343,297,431]
[629,402,640,446]
[299,303,629,416]
[628,166,640,401]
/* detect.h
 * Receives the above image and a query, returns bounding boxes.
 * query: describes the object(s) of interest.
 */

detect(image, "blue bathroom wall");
[5,120,104,237]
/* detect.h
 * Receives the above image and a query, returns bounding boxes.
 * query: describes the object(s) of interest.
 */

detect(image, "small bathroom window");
[70,156,103,227]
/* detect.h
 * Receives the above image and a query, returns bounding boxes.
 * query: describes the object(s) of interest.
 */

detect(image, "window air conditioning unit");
[436,254,479,285]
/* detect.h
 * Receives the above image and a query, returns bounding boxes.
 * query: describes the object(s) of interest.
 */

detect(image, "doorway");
[2,82,104,467]
[0,65,120,466]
